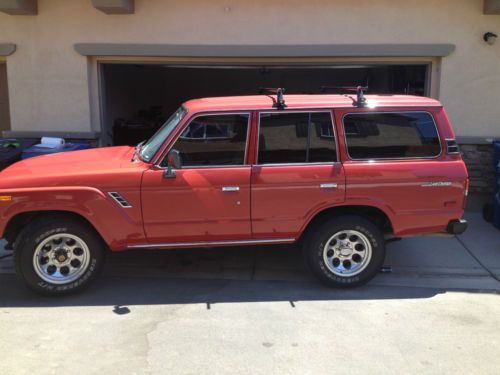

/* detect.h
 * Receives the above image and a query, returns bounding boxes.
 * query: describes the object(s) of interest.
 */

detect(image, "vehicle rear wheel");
[14,216,105,295]
[305,215,385,288]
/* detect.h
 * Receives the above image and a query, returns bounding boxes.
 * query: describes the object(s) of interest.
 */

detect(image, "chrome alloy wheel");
[323,230,373,277]
[33,234,91,284]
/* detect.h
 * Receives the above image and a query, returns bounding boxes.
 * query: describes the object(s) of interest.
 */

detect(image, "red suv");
[0,90,468,295]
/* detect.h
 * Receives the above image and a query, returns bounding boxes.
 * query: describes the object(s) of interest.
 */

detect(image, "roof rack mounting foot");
[355,86,367,108]
[320,85,368,108]
[260,87,287,110]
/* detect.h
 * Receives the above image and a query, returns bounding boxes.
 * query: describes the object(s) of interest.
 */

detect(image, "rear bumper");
[446,219,468,235]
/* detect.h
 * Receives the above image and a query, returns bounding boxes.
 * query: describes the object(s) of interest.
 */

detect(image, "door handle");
[222,186,240,192]
[320,183,338,189]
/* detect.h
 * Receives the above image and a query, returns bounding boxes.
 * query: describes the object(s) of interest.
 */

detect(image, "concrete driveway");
[0,212,499,374]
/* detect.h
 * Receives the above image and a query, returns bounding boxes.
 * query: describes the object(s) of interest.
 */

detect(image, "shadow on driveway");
[1,244,498,310]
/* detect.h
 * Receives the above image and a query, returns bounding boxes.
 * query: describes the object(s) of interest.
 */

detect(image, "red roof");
[184,94,442,112]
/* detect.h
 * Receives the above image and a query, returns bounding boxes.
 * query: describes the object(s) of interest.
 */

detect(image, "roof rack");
[320,86,368,108]
[259,87,287,110]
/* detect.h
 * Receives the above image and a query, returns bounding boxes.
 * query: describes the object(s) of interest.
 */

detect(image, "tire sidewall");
[307,216,385,287]
[15,220,104,295]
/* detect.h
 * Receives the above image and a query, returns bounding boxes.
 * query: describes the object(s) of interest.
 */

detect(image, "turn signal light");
[0,196,12,201]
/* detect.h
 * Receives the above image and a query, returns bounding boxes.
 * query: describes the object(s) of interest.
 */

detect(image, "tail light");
[463,178,469,209]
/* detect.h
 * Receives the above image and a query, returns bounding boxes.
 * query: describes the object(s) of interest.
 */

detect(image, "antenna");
[260,87,287,110]
[320,86,368,108]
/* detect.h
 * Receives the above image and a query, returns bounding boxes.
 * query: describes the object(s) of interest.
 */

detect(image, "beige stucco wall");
[0,0,499,137]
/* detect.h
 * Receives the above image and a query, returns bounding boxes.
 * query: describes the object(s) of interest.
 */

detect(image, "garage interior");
[100,63,429,146]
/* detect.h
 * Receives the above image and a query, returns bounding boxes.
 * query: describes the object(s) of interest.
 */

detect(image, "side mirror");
[163,149,181,179]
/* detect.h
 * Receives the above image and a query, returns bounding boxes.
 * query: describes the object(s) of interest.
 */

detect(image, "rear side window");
[258,112,337,164]
[343,112,441,159]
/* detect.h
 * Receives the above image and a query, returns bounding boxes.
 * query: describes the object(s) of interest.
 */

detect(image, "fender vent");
[108,192,132,208]
[445,139,460,154]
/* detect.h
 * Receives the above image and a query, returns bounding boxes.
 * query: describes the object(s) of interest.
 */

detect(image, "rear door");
[250,110,345,240]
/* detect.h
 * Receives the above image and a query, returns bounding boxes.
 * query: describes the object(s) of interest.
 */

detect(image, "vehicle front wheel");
[305,215,386,288]
[14,216,105,295]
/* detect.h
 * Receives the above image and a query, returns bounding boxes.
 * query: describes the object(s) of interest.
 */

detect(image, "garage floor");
[0,212,499,374]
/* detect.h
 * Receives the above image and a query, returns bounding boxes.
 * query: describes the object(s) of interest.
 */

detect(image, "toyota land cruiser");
[0,89,468,295]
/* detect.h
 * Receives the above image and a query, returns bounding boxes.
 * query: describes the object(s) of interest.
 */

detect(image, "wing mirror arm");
[163,149,181,179]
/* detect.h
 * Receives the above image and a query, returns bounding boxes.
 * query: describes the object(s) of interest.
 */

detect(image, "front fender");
[0,186,146,250]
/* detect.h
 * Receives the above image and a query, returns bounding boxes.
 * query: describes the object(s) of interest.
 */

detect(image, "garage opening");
[100,63,429,146]
[0,63,11,134]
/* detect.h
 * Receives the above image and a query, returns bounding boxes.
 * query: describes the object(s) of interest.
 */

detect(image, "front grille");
[108,192,132,208]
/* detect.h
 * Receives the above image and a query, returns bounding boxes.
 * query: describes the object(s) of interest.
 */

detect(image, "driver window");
[164,113,249,167]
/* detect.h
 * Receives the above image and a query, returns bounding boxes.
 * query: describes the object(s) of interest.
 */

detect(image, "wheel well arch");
[300,205,394,242]
[3,210,105,247]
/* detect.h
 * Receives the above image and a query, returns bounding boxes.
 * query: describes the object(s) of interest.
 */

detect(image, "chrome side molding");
[126,238,296,249]
[421,182,452,187]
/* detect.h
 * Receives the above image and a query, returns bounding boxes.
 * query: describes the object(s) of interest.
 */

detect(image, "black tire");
[304,215,385,288]
[14,215,105,296]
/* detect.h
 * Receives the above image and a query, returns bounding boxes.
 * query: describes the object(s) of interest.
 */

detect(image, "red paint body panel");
[0,146,147,250]
[0,95,468,251]
[141,167,251,243]
[251,164,346,238]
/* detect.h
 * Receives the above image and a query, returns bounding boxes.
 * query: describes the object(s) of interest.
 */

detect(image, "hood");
[0,146,143,189]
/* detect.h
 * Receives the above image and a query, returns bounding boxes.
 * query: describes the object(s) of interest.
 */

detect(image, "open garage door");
[100,63,429,146]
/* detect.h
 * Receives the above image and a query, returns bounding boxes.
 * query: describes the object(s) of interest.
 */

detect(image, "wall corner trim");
[91,0,134,14]
[74,43,456,58]
[0,43,16,56]
[484,0,500,14]
[0,0,38,15]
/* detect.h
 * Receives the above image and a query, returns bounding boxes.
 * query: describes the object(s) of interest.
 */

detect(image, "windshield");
[139,106,188,162]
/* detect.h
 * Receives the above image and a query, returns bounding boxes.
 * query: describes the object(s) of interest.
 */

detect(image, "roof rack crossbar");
[259,87,287,110]
[320,86,368,108]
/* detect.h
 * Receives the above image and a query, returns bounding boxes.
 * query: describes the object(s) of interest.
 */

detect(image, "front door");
[251,111,346,239]
[142,113,252,244]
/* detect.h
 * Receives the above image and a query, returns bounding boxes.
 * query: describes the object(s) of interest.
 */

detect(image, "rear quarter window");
[342,112,441,160]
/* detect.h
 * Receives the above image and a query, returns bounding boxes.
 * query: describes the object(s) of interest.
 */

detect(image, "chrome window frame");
[155,111,252,169]
[341,110,443,161]
[256,110,340,166]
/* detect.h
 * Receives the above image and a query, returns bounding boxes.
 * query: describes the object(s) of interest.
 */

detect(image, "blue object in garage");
[21,141,92,160]
[0,138,39,170]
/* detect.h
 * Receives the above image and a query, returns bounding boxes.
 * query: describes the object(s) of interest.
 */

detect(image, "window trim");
[156,111,252,169]
[256,110,340,166]
[341,110,443,161]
